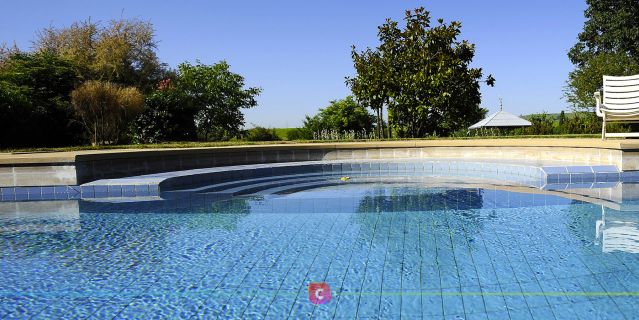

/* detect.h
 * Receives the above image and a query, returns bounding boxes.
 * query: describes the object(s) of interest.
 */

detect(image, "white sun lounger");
[595,74,639,139]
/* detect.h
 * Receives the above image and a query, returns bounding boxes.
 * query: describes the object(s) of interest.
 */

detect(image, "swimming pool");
[2,172,639,319]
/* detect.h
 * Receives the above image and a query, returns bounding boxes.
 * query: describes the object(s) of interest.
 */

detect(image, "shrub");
[302,96,377,140]
[71,80,144,145]
[245,126,281,141]
[286,128,312,140]
[524,113,555,135]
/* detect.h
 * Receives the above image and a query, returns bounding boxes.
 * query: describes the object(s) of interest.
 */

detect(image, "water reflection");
[357,187,484,212]
[0,201,80,234]
[4,181,639,255]
[596,206,639,253]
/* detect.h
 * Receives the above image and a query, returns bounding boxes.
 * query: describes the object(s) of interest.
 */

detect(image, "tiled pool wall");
[1,159,636,202]
[72,145,630,183]
[2,143,633,188]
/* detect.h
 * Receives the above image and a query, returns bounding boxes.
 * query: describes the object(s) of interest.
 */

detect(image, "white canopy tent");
[468,110,531,130]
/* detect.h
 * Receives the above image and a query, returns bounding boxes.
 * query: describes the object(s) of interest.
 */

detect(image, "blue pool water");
[1,180,639,319]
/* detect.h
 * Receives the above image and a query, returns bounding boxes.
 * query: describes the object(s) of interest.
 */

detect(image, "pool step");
[165,172,340,194]
[57,160,634,202]
[202,176,336,196]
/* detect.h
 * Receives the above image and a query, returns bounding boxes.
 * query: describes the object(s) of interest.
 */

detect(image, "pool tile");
[14,187,29,200]
[572,173,595,183]
[620,171,639,182]
[40,186,55,196]
[378,295,402,317]
[333,294,358,318]
[461,286,487,314]
[441,288,465,315]
[357,295,381,317]
[555,174,571,183]
[81,185,95,197]
[93,185,109,198]
[149,186,159,196]
[122,185,136,197]
[484,310,511,320]
[566,166,593,174]
[5,166,639,318]
[134,184,150,196]
[1,187,16,200]
[542,167,568,175]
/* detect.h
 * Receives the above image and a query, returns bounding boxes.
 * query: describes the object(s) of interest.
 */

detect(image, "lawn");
[273,128,298,140]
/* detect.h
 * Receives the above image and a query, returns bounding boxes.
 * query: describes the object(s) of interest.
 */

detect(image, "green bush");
[524,113,555,135]
[285,128,311,140]
[245,127,281,141]
[303,96,376,139]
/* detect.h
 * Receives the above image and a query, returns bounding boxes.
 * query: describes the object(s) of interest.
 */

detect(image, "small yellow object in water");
[340,176,350,181]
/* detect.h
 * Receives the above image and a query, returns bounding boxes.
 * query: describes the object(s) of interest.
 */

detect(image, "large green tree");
[302,96,377,139]
[0,52,83,148]
[133,79,199,143]
[177,61,261,141]
[347,49,389,138]
[347,7,494,138]
[566,0,639,110]
[35,18,166,91]
[133,62,261,143]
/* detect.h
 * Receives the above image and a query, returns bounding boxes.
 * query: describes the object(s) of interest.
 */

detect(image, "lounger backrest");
[603,74,639,110]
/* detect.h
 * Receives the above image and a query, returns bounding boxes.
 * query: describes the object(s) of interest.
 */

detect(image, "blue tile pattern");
[1,184,638,318]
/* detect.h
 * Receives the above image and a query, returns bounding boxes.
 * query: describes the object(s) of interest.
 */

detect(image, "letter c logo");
[308,282,332,305]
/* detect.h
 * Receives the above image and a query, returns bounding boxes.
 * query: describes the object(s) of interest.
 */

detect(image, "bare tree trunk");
[380,106,385,139]
[385,106,392,139]
[377,108,383,139]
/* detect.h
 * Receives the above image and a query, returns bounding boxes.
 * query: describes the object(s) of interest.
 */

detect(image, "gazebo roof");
[468,110,532,129]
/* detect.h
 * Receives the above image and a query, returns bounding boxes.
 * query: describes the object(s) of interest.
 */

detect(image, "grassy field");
[272,128,297,140]
[1,134,602,153]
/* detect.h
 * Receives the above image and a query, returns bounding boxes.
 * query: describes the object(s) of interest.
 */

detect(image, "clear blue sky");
[1,0,587,127]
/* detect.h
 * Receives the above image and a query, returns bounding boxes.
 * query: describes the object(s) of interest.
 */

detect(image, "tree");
[71,80,144,145]
[35,18,166,91]
[0,51,83,148]
[568,0,639,67]
[177,61,261,141]
[0,80,30,149]
[566,0,639,110]
[133,79,198,143]
[524,112,555,135]
[302,96,376,138]
[132,62,261,143]
[348,7,494,138]
[566,53,639,111]
[347,49,389,138]
[0,42,20,65]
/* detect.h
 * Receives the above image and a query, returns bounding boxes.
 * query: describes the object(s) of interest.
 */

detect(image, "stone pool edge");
[3,138,639,188]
